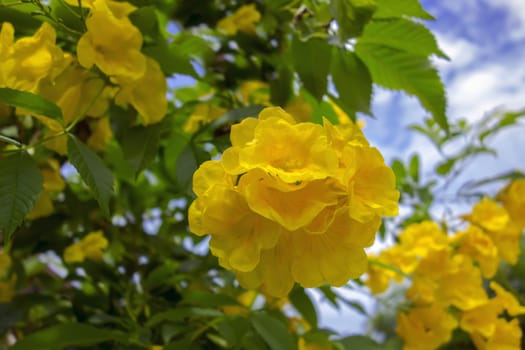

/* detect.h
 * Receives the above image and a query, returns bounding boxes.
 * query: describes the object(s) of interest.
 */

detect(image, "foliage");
[0,0,523,349]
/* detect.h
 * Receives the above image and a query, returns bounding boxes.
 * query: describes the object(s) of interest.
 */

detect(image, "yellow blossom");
[27,159,65,220]
[285,96,313,122]
[460,300,501,338]
[453,226,499,278]
[398,221,449,259]
[189,107,398,296]
[298,338,332,350]
[396,305,458,350]
[114,57,167,125]
[77,0,145,80]
[489,282,525,316]
[87,117,113,151]
[467,197,509,232]
[471,318,522,350]
[0,22,65,92]
[183,103,227,133]
[237,80,270,106]
[217,4,261,35]
[64,231,109,263]
[498,179,525,228]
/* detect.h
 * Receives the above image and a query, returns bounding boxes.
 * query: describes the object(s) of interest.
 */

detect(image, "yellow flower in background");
[27,159,66,220]
[87,117,113,151]
[0,251,11,278]
[489,281,525,316]
[499,179,525,228]
[183,103,227,133]
[77,0,145,80]
[398,221,449,258]
[64,231,109,263]
[453,226,499,278]
[217,4,261,35]
[237,80,270,106]
[460,299,501,338]
[189,107,398,296]
[467,197,509,232]
[114,57,167,125]
[396,305,458,350]
[285,96,313,122]
[471,318,522,350]
[0,22,65,92]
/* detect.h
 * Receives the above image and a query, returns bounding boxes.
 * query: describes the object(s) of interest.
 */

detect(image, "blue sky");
[320,0,525,335]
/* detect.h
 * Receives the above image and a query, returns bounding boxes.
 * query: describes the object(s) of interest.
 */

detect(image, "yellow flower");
[489,281,525,316]
[285,96,313,122]
[499,179,525,228]
[0,22,65,92]
[396,305,458,350]
[183,103,227,133]
[471,318,522,350]
[64,230,109,263]
[217,4,261,35]
[398,221,449,259]
[87,117,113,151]
[114,57,167,125]
[27,159,65,220]
[77,0,145,80]
[460,300,501,338]
[189,107,398,296]
[237,80,270,106]
[453,226,499,278]
[342,144,399,222]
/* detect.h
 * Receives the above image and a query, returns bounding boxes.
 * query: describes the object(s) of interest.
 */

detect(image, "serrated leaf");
[329,0,377,41]
[10,323,128,350]
[291,37,332,100]
[373,0,434,20]
[251,312,297,350]
[289,287,318,327]
[0,152,43,239]
[121,123,162,177]
[355,43,448,131]
[360,18,448,58]
[67,135,114,216]
[0,87,63,124]
[331,49,372,114]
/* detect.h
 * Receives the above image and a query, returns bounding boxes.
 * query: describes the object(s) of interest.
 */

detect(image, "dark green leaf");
[329,0,377,40]
[356,43,448,132]
[218,316,252,348]
[291,37,332,100]
[182,290,240,307]
[360,19,448,58]
[270,65,293,106]
[120,122,162,177]
[146,307,223,328]
[289,287,318,327]
[67,135,114,216]
[373,0,434,20]
[317,285,340,309]
[176,145,198,193]
[251,312,296,350]
[0,152,43,239]
[10,323,128,350]
[338,335,382,350]
[0,88,63,124]
[129,6,160,40]
[391,158,406,187]
[331,49,372,114]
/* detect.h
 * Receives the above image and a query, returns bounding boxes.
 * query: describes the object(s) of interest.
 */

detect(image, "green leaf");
[331,49,372,114]
[251,312,297,350]
[0,152,42,240]
[176,145,198,193]
[355,43,448,131]
[291,37,332,100]
[317,285,340,309]
[67,135,114,216]
[360,19,448,58]
[0,88,63,124]
[329,0,377,41]
[182,290,240,307]
[143,42,198,77]
[173,32,213,59]
[479,108,525,142]
[218,316,252,348]
[120,122,162,177]
[338,335,383,350]
[289,287,318,327]
[373,0,434,20]
[129,6,160,40]
[10,323,128,350]
[409,154,419,182]
[146,307,223,328]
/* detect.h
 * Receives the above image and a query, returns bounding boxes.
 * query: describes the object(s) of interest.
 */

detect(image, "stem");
[0,134,23,148]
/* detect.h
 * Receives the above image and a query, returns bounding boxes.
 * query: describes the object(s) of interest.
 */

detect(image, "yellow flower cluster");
[189,107,399,297]
[1,0,167,154]
[217,4,261,35]
[366,180,525,350]
[63,230,109,263]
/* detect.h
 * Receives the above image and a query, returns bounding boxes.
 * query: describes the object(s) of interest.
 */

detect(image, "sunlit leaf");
[0,88,63,124]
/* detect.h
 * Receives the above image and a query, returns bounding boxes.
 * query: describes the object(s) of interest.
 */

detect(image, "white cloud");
[484,0,525,40]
